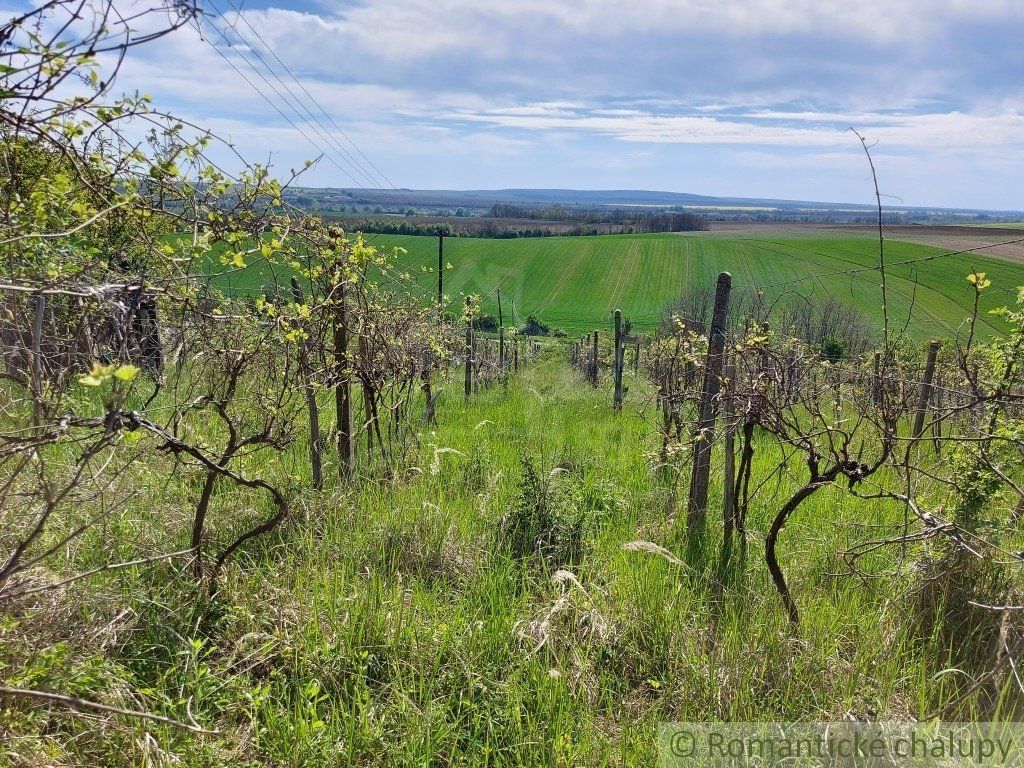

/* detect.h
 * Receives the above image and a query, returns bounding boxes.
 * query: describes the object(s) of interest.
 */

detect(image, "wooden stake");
[613,309,624,412]
[499,326,506,381]
[687,272,732,531]
[333,279,353,478]
[723,359,736,540]
[464,296,473,400]
[912,340,941,440]
[437,234,444,317]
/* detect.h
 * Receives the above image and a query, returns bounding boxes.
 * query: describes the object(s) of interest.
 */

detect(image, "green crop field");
[363,232,1020,339]
[208,230,1021,339]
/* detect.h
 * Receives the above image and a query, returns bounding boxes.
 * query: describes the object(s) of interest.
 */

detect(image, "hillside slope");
[361,232,1018,339]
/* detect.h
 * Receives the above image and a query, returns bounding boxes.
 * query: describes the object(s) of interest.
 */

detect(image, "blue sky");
[37,1,1024,208]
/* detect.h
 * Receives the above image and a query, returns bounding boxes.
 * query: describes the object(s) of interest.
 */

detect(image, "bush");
[497,462,620,570]
[519,314,550,336]
[474,313,499,333]
[818,338,845,362]
[498,460,585,568]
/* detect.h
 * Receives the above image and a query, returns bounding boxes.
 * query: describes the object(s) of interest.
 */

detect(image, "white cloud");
[234,0,1024,61]
[14,0,1023,206]
[450,107,1024,150]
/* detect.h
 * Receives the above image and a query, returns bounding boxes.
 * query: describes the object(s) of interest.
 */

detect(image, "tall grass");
[2,352,1016,766]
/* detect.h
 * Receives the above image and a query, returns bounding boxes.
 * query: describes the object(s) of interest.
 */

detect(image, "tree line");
[488,204,710,232]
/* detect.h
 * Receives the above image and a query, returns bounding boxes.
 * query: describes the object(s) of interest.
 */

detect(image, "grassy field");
[366,232,1019,339]
[7,352,1018,766]
[208,230,1021,340]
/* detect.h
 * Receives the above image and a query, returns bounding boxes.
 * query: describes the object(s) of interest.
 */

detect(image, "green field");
[360,232,1019,339]
[14,354,1022,765]
[208,230,1022,340]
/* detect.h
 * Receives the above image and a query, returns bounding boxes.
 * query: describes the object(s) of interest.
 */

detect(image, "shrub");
[818,338,845,362]
[498,460,584,568]
[519,314,550,336]
[474,313,499,333]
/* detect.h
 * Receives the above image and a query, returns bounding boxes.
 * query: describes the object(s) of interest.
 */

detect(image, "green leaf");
[113,364,141,382]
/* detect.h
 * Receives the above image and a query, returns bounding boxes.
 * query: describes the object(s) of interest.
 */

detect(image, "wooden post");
[291,278,323,490]
[633,342,640,375]
[421,356,436,426]
[591,331,599,388]
[437,234,444,316]
[723,359,736,541]
[499,326,506,380]
[912,340,941,440]
[473,335,480,394]
[613,309,624,412]
[135,289,163,375]
[358,334,374,460]
[514,337,519,371]
[464,296,473,400]
[333,280,353,478]
[687,272,732,531]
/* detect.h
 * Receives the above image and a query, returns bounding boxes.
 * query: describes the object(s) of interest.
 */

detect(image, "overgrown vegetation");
[3,4,1024,767]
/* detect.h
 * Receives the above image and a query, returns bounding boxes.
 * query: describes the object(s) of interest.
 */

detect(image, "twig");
[0,199,130,246]
[968,601,1024,611]
[2,548,195,599]
[0,686,218,734]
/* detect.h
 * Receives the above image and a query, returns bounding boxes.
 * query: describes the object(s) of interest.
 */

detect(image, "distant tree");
[475,313,499,332]
[520,315,551,336]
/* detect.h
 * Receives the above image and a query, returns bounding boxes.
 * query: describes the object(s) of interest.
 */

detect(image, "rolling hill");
[210,230,1021,340]
[364,231,1020,339]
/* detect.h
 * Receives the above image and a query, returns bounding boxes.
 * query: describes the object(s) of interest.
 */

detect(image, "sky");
[15,0,1024,209]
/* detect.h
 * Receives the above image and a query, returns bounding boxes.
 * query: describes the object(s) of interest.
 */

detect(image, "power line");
[195,14,407,247]
[204,0,400,206]
[215,0,404,199]
[198,13,394,207]
[197,16,378,197]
